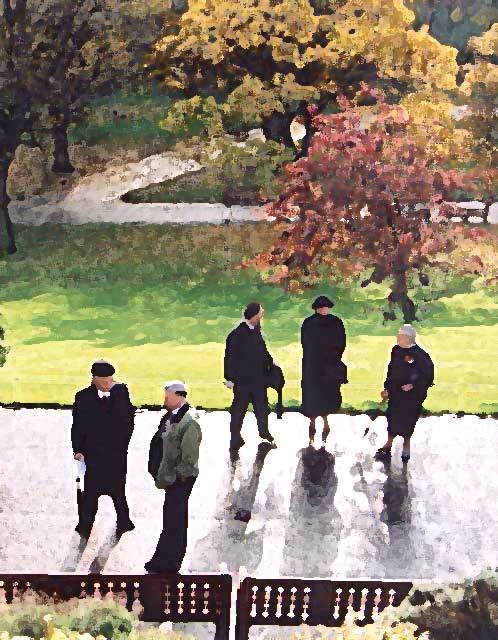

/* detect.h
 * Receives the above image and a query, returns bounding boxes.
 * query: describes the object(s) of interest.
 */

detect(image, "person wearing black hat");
[301,296,347,445]
[71,359,135,539]
[224,302,276,449]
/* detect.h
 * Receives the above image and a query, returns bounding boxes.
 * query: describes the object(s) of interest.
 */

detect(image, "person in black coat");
[301,296,347,445]
[71,360,135,539]
[376,325,434,463]
[224,302,276,449]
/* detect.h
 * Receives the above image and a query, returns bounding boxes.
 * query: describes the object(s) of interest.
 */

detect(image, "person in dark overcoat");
[376,325,434,463]
[301,296,347,445]
[224,302,276,449]
[71,360,135,539]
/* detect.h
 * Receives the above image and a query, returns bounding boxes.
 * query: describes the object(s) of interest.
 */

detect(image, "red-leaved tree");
[249,89,494,322]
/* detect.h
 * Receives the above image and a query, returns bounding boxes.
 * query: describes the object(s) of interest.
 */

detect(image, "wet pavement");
[0,408,497,581]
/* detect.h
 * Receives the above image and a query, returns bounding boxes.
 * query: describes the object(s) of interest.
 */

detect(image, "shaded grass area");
[0,224,496,412]
[121,166,263,205]
[69,89,174,150]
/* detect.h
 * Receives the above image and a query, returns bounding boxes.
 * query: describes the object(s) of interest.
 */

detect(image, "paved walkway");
[9,152,266,225]
[10,150,496,226]
[0,408,496,582]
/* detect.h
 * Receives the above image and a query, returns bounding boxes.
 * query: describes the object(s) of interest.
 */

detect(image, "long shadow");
[188,442,275,574]
[352,457,416,577]
[87,530,121,574]
[282,446,343,578]
[60,534,89,572]
[380,459,412,529]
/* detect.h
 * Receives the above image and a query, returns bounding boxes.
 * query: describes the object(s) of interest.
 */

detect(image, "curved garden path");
[10,152,268,225]
[9,150,497,225]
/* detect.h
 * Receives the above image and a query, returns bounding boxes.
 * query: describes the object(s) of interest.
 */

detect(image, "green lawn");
[0,224,496,413]
[69,89,175,150]
[121,167,263,205]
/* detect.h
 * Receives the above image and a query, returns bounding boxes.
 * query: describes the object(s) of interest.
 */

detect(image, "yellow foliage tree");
[151,0,459,153]
[459,23,498,172]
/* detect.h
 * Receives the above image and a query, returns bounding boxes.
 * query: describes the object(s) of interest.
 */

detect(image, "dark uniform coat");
[224,322,273,386]
[384,344,434,437]
[71,383,135,494]
[301,313,347,418]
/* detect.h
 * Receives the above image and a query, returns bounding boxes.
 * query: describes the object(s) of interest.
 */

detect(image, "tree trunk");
[389,268,417,323]
[295,109,315,159]
[51,119,75,174]
[0,160,18,255]
[261,112,297,150]
[482,197,493,225]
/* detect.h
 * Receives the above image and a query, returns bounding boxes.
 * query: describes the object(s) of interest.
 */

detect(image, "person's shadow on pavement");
[380,459,412,528]
[60,534,89,572]
[87,530,121,573]
[189,441,275,573]
[352,456,414,576]
[282,446,343,577]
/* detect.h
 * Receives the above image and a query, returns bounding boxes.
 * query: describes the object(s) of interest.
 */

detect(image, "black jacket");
[224,321,273,385]
[71,383,135,489]
[384,344,434,400]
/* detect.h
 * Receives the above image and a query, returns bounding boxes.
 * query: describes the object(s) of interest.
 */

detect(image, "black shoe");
[401,453,410,463]
[116,521,135,537]
[144,560,180,574]
[260,433,276,447]
[374,447,391,460]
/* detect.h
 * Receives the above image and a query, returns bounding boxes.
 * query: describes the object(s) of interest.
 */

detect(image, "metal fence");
[0,573,232,640]
[235,577,413,640]
[0,573,415,640]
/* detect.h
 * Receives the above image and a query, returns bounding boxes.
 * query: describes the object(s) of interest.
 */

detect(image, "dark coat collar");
[159,402,190,429]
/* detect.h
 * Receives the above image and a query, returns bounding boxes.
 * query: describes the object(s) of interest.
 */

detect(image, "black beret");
[91,360,115,377]
[243,302,261,320]
[312,295,335,310]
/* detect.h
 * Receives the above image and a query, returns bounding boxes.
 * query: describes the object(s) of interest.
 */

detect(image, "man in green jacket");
[145,380,202,573]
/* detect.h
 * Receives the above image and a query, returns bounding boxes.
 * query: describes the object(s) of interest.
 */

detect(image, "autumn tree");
[0,0,42,253]
[459,23,498,172]
[0,0,133,253]
[34,1,133,174]
[249,91,492,322]
[150,0,459,154]
[408,1,498,58]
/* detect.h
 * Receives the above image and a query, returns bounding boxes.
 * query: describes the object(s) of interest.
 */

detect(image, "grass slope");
[0,224,496,413]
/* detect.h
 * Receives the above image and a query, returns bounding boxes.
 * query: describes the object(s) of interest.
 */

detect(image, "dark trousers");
[148,477,196,570]
[229,383,271,441]
[79,475,132,533]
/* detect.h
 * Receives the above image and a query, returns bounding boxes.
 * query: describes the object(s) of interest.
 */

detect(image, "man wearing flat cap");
[71,360,135,539]
[145,380,202,573]
[301,296,347,446]
[224,302,276,449]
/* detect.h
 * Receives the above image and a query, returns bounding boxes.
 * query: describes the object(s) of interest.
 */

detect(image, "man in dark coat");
[224,302,276,449]
[376,324,434,463]
[301,296,347,445]
[71,360,135,539]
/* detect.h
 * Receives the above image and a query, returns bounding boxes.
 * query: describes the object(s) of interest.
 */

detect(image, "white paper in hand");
[76,460,86,491]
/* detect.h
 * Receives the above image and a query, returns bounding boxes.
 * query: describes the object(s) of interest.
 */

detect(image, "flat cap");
[164,380,187,394]
[91,360,115,377]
